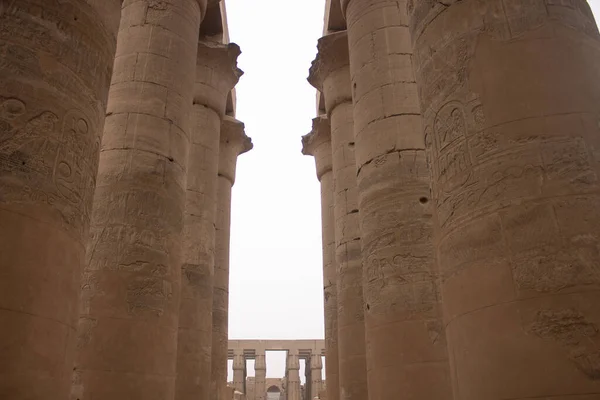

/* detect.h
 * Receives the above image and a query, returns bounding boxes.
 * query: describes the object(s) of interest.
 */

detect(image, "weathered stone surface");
[176,39,242,400]
[341,1,452,399]
[0,1,121,399]
[72,1,206,399]
[302,117,340,400]
[212,116,252,400]
[309,30,368,400]
[409,0,600,398]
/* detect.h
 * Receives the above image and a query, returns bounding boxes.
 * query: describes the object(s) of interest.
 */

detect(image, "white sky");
[224,0,600,382]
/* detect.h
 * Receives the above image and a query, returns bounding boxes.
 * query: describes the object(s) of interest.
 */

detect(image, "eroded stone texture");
[340,1,452,399]
[308,30,368,400]
[212,116,252,400]
[72,1,207,399]
[176,39,242,400]
[0,1,121,399]
[409,0,600,398]
[302,117,340,400]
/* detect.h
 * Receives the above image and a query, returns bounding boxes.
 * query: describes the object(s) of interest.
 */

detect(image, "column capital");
[255,351,267,370]
[310,354,323,369]
[232,349,245,370]
[194,41,243,116]
[308,31,351,115]
[218,116,253,184]
[302,116,332,180]
[286,351,300,370]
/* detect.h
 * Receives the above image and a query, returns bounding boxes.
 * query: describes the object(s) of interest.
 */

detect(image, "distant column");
[285,351,301,400]
[302,118,340,400]
[308,30,368,400]
[310,353,323,400]
[409,1,600,399]
[233,350,246,395]
[0,1,121,399]
[255,350,267,400]
[212,117,252,400]
[73,1,208,399]
[176,40,242,400]
[340,0,452,399]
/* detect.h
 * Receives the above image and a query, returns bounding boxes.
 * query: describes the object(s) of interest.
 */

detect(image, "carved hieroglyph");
[176,39,242,400]
[302,117,340,400]
[72,1,207,399]
[340,1,453,399]
[409,0,600,398]
[308,30,369,400]
[212,116,252,400]
[0,1,121,399]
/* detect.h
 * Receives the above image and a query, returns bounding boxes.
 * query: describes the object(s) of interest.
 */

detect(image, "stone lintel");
[194,40,243,116]
[302,116,332,180]
[308,31,351,114]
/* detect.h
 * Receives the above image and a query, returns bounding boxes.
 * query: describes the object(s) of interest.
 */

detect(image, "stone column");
[233,350,246,395]
[409,1,600,399]
[305,357,312,399]
[254,351,267,400]
[212,117,253,400]
[308,30,368,400]
[339,1,452,399]
[176,39,242,400]
[0,2,121,399]
[285,350,301,400]
[310,353,323,400]
[301,118,340,400]
[72,1,208,399]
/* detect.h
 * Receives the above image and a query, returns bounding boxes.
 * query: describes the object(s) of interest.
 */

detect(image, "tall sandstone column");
[212,117,252,400]
[308,31,368,400]
[409,1,600,399]
[310,352,324,400]
[340,1,452,399]
[176,39,242,400]
[255,350,267,400]
[0,2,121,399]
[232,350,246,395]
[301,117,340,400]
[73,1,207,399]
[285,350,302,400]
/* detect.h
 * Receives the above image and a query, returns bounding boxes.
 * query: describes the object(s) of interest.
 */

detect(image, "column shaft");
[255,352,267,400]
[302,119,340,400]
[0,1,121,399]
[176,103,220,400]
[176,40,242,400]
[341,1,452,399]
[73,1,206,399]
[309,30,368,400]
[211,118,252,400]
[286,352,301,400]
[310,354,323,400]
[233,352,246,394]
[410,1,600,399]
[213,173,232,400]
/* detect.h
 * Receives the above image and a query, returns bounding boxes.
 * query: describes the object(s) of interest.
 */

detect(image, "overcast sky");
[224,0,600,382]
